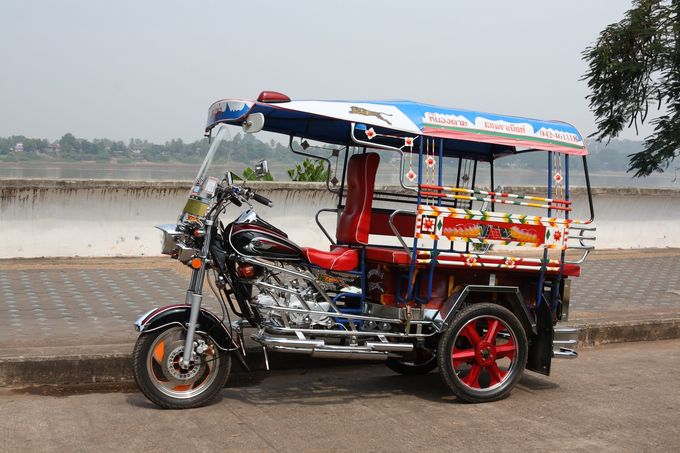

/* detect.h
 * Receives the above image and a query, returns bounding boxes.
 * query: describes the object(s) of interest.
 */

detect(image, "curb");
[575,317,680,347]
[0,346,360,387]
[2,318,680,387]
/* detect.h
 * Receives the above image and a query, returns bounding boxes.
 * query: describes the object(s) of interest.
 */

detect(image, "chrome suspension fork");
[180,219,213,369]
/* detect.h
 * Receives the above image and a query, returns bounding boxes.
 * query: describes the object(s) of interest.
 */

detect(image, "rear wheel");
[386,347,437,375]
[132,326,231,409]
[437,303,527,403]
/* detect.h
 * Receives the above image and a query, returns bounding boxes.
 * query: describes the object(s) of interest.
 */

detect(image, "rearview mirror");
[242,113,265,134]
[255,160,269,178]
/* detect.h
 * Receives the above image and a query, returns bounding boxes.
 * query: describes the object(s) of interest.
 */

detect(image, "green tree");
[582,0,679,177]
[59,133,79,154]
[287,158,329,182]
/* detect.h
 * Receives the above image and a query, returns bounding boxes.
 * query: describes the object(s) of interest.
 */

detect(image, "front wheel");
[132,326,231,409]
[437,303,528,403]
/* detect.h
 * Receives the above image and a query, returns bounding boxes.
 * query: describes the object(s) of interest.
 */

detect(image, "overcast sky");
[0,0,645,143]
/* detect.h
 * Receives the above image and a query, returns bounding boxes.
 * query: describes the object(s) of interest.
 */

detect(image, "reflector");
[256,90,290,103]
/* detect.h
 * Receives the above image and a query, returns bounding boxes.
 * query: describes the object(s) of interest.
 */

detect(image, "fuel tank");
[228,210,304,260]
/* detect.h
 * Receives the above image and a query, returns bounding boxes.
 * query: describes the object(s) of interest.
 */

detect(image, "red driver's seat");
[301,153,380,271]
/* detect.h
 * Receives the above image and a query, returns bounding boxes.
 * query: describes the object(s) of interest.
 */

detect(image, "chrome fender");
[135,304,237,352]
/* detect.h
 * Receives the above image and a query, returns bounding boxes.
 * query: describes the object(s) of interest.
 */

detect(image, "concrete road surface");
[1,340,679,453]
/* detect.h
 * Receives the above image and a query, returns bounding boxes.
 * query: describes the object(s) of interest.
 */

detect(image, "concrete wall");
[1,179,678,258]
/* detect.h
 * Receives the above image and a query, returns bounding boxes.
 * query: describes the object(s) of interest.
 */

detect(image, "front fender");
[135,304,237,352]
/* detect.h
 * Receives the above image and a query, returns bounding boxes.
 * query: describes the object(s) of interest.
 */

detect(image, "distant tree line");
[494,139,646,173]
[0,132,302,166]
[0,132,646,173]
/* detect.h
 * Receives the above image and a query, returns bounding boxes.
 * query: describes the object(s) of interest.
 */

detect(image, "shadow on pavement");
[219,367,559,407]
[9,363,559,409]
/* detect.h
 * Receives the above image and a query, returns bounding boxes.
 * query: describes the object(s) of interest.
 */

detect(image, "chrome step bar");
[553,326,579,359]
[252,332,413,361]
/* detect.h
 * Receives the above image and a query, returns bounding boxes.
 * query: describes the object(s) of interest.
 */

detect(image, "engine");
[253,280,334,328]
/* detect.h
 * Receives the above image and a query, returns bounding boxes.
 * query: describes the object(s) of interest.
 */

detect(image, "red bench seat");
[363,246,580,277]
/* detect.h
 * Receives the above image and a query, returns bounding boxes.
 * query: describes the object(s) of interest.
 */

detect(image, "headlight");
[155,223,199,263]
[156,224,182,255]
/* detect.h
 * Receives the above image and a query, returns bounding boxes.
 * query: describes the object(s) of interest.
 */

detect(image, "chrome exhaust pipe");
[252,334,324,349]
[553,347,578,359]
[268,346,315,354]
[311,347,389,361]
[365,342,414,353]
[267,345,390,360]
[253,332,413,360]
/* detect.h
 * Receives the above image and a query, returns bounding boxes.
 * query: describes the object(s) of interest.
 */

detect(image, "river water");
[0,161,678,188]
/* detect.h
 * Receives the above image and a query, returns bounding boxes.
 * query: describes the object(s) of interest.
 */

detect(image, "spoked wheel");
[132,326,231,409]
[386,347,437,375]
[437,303,527,403]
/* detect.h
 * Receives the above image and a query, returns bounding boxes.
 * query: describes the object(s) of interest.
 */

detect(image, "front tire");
[437,303,528,403]
[132,326,231,409]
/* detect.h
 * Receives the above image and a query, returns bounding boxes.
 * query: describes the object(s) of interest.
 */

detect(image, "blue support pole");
[537,151,553,308]
[406,138,424,302]
[437,138,444,206]
[426,139,444,303]
[359,247,366,312]
[552,154,570,311]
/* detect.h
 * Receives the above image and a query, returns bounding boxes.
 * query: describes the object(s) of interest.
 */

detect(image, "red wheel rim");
[451,316,518,390]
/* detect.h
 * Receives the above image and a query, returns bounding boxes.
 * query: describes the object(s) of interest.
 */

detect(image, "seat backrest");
[336,153,380,245]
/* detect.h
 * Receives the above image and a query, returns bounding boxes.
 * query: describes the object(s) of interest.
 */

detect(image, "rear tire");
[132,326,231,409]
[437,303,527,403]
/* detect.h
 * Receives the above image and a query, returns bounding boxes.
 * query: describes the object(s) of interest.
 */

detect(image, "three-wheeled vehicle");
[133,91,596,408]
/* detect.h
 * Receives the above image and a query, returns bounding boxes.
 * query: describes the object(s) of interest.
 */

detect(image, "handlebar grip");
[253,193,274,208]
[230,195,242,207]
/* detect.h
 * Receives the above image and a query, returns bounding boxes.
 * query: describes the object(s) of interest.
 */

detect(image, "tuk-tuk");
[133,91,595,408]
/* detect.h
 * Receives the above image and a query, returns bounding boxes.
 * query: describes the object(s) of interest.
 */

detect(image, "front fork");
[180,219,214,369]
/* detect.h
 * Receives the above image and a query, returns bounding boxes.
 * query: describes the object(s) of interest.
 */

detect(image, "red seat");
[365,246,411,265]
[336,153,380,245]
[301,246,359,272]
[364,246,581,276]
[301,153,379,271]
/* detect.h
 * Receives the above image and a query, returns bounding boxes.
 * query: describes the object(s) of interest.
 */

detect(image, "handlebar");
[225,184,273,208]
[252,193,274,208]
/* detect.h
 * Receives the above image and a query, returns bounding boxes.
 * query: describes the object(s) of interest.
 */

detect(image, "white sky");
[0,0,648,143]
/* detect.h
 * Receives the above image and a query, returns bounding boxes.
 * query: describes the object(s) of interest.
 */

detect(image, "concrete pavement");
[1,249,680,385]
[1,339,679,452]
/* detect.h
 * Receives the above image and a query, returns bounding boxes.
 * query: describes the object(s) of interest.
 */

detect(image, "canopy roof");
[206,93,587,159]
